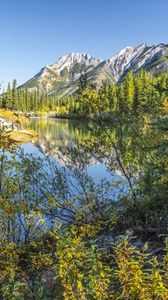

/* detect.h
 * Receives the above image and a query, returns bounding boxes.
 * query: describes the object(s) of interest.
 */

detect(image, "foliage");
[0,218,168,299]
[0,69,167,298]
[0,137,167,299]
[1,71,168,118]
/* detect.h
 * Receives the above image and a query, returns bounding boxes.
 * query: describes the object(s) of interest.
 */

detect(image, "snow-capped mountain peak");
[51,52,101,72]
[106,43,166,81]
[20,43,168,96]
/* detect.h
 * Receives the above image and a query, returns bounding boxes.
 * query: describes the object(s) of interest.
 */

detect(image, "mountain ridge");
[20,43,168,97]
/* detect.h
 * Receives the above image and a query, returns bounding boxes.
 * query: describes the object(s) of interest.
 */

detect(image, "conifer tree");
[6,83,12,109]
[124,72,135,112]
[117,83,125,115]
[12,79,18,111]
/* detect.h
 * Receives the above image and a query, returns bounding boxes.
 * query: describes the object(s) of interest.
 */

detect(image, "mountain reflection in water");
[23,117,122,183]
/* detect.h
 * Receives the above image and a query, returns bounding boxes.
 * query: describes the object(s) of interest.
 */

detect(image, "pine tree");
[78,73,87,94]
[108,84,118,112]
[12,79,18,111]
[124,72,135,113]
[1,89,7,109]
[6,83,12,109]
[117,83,125,115]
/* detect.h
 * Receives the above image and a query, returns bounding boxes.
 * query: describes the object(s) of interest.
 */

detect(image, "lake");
[0,115,158,233]
[3,116,156,206]
[15,116,133,205]
[23,117,123,183]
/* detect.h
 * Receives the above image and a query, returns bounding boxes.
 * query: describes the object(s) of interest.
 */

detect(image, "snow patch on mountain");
[51,52,101,73]
[106,43,165,81]
[20,43,168,96]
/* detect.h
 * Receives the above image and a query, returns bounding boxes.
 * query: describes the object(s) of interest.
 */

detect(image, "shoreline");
[0,109,38,145]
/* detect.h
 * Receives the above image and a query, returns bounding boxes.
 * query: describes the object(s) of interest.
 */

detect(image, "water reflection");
[24,118,114,182]
[23,116,161,192]
[1,116,163,239]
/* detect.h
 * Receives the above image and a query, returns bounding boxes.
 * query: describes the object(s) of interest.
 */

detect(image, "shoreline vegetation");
[0,70,168,299]
[1,71,168,119]
[0,109,38,145]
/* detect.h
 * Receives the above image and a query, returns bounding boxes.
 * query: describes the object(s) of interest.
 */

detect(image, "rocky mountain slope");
[20,43,168,97]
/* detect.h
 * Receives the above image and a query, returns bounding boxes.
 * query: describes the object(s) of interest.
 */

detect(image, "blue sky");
[0,0,167,88]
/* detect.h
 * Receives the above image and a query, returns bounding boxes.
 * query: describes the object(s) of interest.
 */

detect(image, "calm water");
[22,117,122,183]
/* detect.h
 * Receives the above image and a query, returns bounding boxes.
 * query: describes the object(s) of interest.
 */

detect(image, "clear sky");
[0,0,167,89]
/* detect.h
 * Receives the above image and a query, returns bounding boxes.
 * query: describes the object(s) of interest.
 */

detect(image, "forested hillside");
[1,70,168,118]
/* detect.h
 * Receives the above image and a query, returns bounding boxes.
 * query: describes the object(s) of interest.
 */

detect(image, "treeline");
[0,79,71,113]
[0,79,75,114]
[0,70,168,116]
[77,70,168,117]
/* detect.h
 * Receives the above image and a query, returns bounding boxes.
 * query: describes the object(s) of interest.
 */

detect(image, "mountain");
[20,53,101,96]
[107,43,168,81]
[20,43,168,97]
[89,43,168,86]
